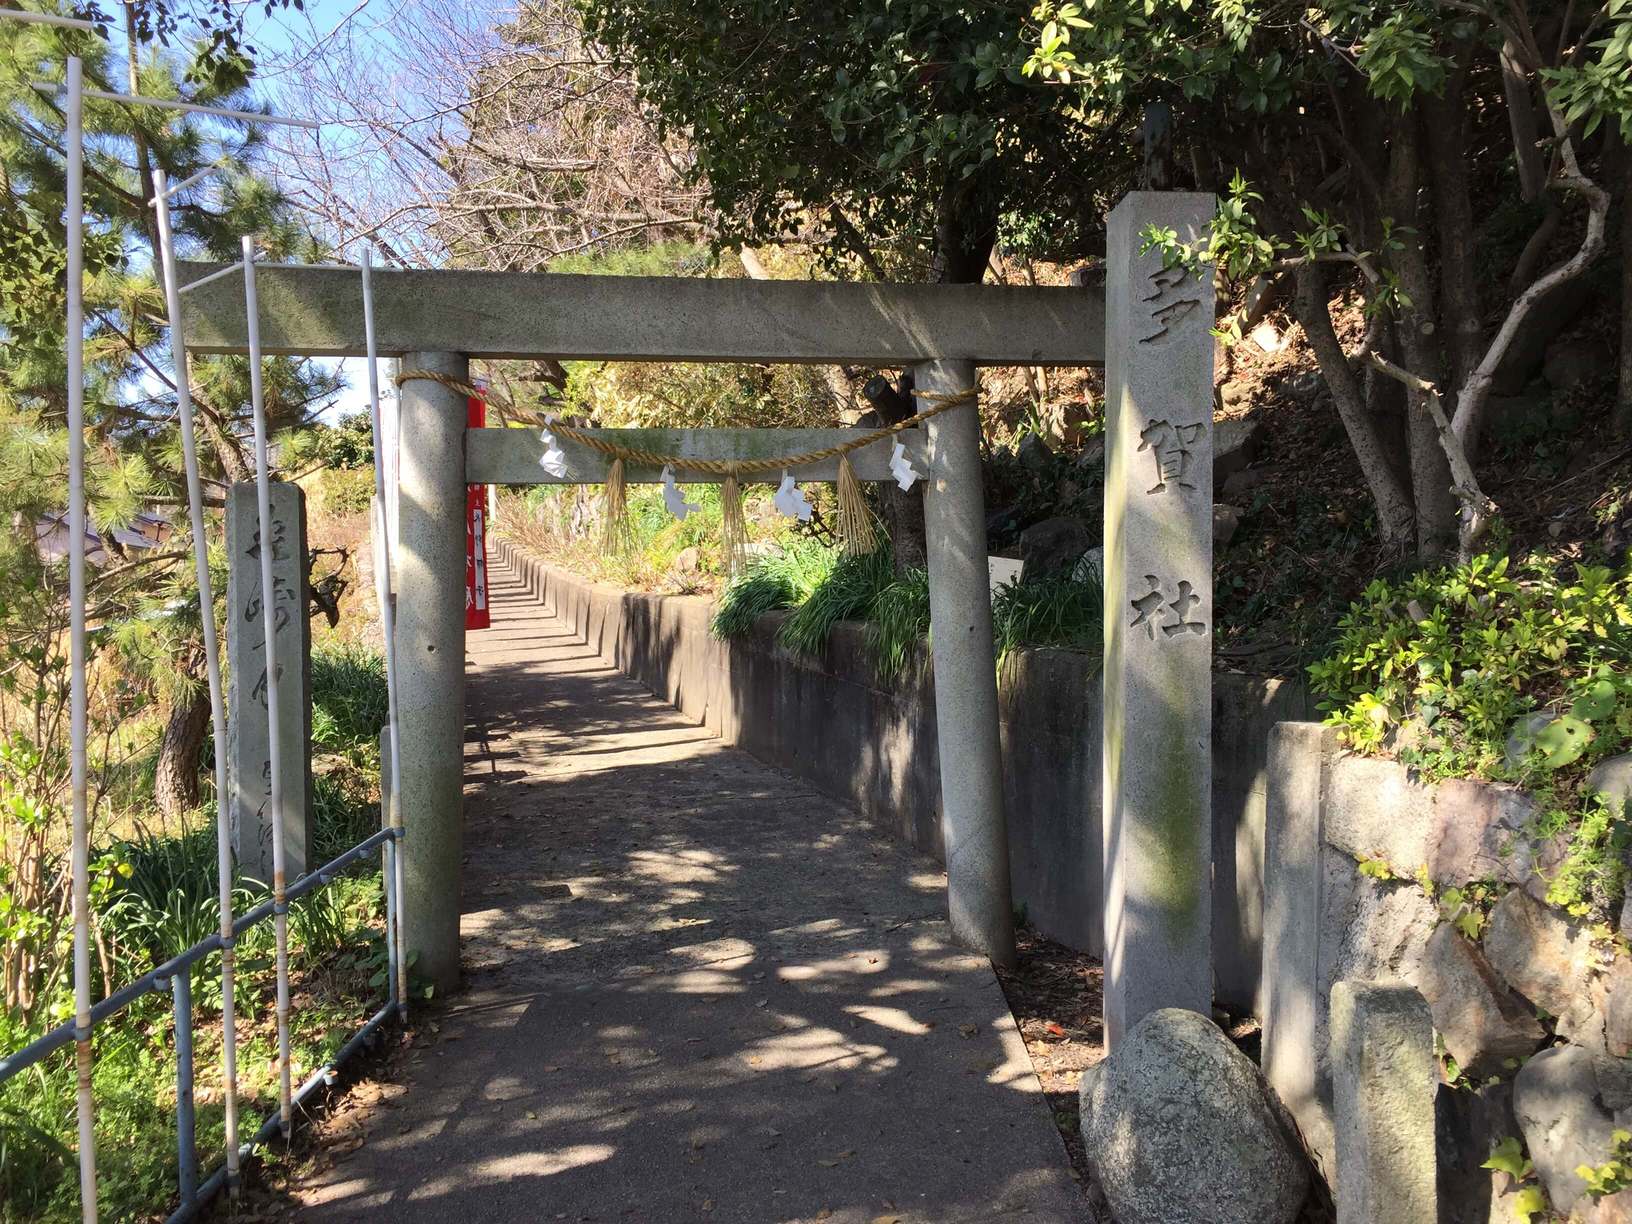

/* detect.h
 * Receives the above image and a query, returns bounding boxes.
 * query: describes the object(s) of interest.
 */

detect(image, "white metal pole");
[241,238,294,1136]
[64,54,99,1224]
[31,82,323,128]
[0,8,98,28]
[151,169,241,1190]
[361,251,408,1018]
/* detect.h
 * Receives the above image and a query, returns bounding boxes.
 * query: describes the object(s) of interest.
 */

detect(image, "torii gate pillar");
[397,351,469,994]
[917,358,1017,971]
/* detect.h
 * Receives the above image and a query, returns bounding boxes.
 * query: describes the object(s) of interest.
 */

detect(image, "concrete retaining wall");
[493,539,1312,1011]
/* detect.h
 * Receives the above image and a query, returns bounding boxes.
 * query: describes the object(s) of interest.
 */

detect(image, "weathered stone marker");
[1102,191,1216,1047]
[1330,980,1437,1223]
[226,480,313,885]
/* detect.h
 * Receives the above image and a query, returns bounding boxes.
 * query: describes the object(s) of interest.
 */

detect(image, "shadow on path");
[292,555,1084,1223]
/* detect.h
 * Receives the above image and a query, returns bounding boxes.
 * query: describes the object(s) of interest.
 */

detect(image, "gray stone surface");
[467,424,927,486]
[1515,1044,1624,1217]
[917,359,1016,970]
[1325,753,1553,888]
[1102,190,1217,1047]
[1079,1008,1307,1224]
[1019,515,1094,580]
[1425,778,1545,886]
[289,555,1086,1222]
[1588,752,1632,815]
[225,480,312,885]
[1212,416,1263,488]
[176,260,1106,365]
[1261,721,1336,1172]
[1329,980,1437,1224]
[1213,503,1243,544]
[1607,958,1632,1057]
[396,352,470,994]
[1484,889,1606,1052]
[1322,753,1434,868]
[1411,924,1543,1078]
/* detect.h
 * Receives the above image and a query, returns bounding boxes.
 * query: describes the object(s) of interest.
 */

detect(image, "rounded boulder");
[1080,1008,1309,1224]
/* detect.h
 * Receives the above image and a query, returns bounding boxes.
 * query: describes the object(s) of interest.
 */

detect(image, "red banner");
[465,392,491,630]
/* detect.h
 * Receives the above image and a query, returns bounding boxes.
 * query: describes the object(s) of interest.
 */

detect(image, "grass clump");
[993,570,1104,670]
[710,539,834,638]
[867,567,931,684]
[777,544,895,658]
[708,535,1104,684]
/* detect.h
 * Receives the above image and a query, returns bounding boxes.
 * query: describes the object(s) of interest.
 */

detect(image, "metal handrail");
[0,823,406,1221]
[0,827,404,1084]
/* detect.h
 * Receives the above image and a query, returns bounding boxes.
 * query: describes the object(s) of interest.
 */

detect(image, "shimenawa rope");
[395,369,977,566]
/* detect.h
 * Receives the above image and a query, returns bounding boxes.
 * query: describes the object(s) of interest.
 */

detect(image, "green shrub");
[317,465,375,516]
[1310,555,1632,921]
[1308,555,1632,778]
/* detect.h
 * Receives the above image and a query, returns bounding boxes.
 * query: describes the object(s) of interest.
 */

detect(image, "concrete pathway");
[294,553,1085,1222]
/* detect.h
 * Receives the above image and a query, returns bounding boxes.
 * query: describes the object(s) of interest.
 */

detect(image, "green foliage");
[992,570,1103,669]
[711,541,835,639]
[1484,1136,1535,1181]
[1309,556,1632,775]
[708,541,1103,682]
[1483,1136,1549,1220]
[778,545,896,659]
[1439,882,1497,941]
[580,0,1130,271]
[292,411,376,471]
[1578,1129,1632,1198]
[1543,0,1632,139]
[1,646,391,1220]
[867,568,932,685]
[547,240,715,278]
[1356,855,1397,882]
[1546,797,1631,920]
[311,644,390,754]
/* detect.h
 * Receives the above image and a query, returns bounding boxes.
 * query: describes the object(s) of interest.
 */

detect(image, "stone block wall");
[493,539,1308,1011]
[1261,724,1632,1221]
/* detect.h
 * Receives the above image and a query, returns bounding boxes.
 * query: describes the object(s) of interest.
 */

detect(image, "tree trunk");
[1423,64,1484,406]
[1619,159,1632,438]
[1384,110,1459,559]
[154,644,209,821]
[874,369,927,574]
[1292,265,1417,546]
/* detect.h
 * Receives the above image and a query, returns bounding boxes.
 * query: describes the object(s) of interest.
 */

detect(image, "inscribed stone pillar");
[396,352,469,995]
[226,480,312,885]
[1102,191,1217,1048]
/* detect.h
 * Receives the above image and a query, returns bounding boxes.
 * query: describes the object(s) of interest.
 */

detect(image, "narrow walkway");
[295,554,1084,1222]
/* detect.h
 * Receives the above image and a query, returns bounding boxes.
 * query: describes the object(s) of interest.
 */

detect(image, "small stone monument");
[226,481,313,885]
[1102,191,1217,1047]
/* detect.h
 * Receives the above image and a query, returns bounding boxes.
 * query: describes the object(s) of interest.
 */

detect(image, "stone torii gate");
[177,191,1214,1046]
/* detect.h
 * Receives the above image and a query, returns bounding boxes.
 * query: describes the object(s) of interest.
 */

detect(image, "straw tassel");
[835,455,877,555]
[602,457,631,553]
[720,471,747,576]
